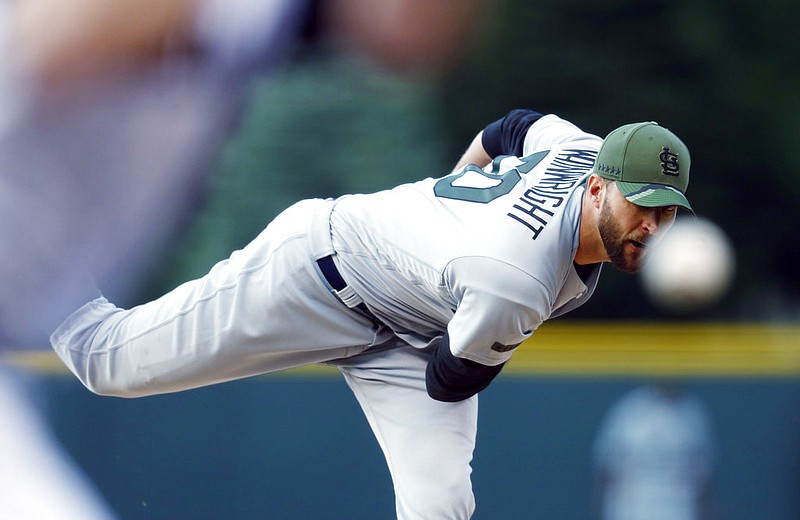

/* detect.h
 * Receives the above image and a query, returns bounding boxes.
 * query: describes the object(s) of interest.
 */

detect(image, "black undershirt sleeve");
[481,108,545,159]
[425,333,506,402]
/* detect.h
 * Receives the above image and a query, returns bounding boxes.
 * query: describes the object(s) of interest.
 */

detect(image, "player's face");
[598,182,677,273]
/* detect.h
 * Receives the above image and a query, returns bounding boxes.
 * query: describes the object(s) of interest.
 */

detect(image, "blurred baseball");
[641,217,735,311]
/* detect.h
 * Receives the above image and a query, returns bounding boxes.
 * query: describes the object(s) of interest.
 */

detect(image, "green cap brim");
[616,181,694,214]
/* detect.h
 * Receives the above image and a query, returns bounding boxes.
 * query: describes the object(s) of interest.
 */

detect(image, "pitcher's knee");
[83,372,150,398]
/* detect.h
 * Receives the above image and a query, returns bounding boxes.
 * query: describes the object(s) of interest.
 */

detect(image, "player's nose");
[640,207,663,235]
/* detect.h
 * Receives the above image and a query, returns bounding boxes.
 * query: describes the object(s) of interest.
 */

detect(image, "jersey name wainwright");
[507,148,597,240]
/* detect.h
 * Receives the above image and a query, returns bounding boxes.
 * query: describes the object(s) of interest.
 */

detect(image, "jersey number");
[433,150,548,203]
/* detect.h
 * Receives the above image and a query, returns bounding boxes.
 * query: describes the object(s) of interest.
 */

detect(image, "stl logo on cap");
[594,121,694,213]
[659,147,680,177]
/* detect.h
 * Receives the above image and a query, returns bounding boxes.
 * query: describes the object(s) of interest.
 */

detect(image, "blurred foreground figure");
[0,368,117,519]
[593,384,716,520]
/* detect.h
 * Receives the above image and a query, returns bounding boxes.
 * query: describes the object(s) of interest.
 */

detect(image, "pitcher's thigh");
[340,346,478,520]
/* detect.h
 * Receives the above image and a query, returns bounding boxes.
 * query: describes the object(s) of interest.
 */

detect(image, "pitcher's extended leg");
[51,200,381,397]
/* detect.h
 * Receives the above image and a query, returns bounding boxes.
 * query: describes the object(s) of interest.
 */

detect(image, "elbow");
[425,360,501,403]
[425,336,505,402]
[425,369,461,402]
[426,380,474,403]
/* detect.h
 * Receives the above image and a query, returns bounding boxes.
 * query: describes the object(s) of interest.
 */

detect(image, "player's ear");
[587,174,605,208]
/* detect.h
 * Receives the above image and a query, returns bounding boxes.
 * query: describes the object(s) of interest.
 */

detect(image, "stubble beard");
[598,201,644,273]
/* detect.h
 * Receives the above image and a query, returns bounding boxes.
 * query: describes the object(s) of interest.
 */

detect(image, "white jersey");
[329,115,604,366]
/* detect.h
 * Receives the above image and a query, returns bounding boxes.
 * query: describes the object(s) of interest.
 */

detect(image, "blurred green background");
[143,0,800,323]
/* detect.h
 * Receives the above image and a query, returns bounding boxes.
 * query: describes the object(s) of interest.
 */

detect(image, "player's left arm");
[450,108,601,175]
[450,108,545,173]
[450,131,491,173]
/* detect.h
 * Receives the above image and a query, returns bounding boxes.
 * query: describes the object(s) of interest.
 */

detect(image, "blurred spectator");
[592,383,716,520]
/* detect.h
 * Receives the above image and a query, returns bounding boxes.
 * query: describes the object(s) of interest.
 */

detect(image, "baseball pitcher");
[51,109,692,519]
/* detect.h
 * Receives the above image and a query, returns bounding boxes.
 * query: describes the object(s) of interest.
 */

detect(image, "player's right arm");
[426,259,552,402]
[425,331,504,402]
[424,280,546,402]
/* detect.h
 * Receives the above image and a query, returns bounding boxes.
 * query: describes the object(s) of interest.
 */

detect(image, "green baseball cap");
[594,121,693,213]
